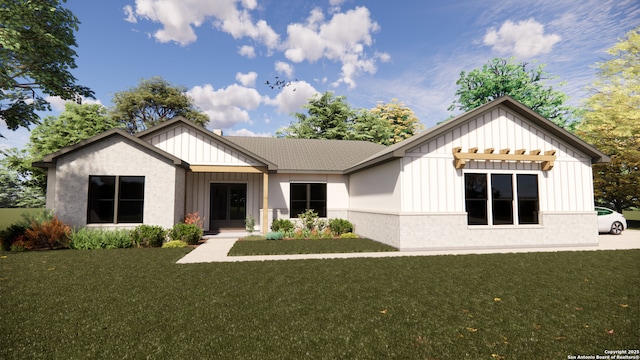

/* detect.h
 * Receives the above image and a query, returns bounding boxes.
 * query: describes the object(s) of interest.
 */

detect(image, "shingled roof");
[225,136,386,173]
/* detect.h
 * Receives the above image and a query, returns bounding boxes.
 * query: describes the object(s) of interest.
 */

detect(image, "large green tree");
[449,58,574,128]
[1,102,120,199]
[0,0,93,137]
[111,77,209,133]
[576,26,640,212]
[278,92,423,145]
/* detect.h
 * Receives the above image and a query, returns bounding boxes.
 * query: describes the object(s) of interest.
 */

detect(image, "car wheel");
[609,221,624,235]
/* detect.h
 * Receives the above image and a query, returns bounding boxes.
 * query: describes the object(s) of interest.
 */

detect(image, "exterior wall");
[50,136,181,229]
[142,124,261,166]
[349,211,599,250]
[350,105,600,250]
[348,159,402,212]
[401,105,595,213]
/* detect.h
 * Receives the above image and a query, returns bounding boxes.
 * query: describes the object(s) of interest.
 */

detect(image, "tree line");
[0,1,637,212]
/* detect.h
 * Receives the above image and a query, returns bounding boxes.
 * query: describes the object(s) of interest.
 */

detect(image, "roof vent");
[213,129,223,136]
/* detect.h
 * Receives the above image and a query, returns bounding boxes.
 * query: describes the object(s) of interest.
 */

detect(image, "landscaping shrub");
[184,212,204,228]
[24,216,71,249]
[339,232,358,239]
[69,228,133,250]
[265,231,284,240]
[297,209,319,230]
[131,225,166,248]
[168,223,203,245]
[329,218,353,235]
[245,215,256,234]
[15,209,54,228]
[271,219,294,233]
[162,240,188,248]
[0,224,28,251]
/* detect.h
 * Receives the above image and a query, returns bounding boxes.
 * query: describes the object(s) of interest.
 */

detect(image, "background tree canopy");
[277,92,422,145]
[449,58,574,129]
[576,26,640,212]
[0,0,94,137]
[111,77,209,134]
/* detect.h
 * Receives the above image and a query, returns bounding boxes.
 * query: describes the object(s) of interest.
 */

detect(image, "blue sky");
[2,0,638,152]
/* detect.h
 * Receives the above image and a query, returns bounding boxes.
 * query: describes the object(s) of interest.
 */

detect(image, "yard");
[1,248,638,359]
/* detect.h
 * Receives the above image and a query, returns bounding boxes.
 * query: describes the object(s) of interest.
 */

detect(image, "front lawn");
[1,249,638,359]
[228,238,397,256]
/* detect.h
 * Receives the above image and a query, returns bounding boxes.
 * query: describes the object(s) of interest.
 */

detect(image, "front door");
[210,183,246,231]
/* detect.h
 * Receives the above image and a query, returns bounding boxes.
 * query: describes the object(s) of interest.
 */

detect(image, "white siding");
[349,159,402,213]
[402,105,595,213]
[143,124,261,166]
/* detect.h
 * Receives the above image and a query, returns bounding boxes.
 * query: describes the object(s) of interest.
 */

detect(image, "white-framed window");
[464,172,539,226]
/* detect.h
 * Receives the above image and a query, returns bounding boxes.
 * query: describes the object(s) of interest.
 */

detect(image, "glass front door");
[210,183,246,231]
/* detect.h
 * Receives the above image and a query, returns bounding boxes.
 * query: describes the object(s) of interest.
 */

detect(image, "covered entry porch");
[185,165,270,234]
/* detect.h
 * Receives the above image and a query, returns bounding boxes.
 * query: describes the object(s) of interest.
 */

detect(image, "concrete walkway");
[176,230,640,264]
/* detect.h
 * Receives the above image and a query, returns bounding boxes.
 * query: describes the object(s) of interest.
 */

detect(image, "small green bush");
[297,209,319,230]
[162,240,188,248]
[70,228,133,250]
[271,218,294,233]
[131,225,167,248]
[265,231,283,240]
[329,218,354,236]
[339,232,358,239]
[168,223,203,245]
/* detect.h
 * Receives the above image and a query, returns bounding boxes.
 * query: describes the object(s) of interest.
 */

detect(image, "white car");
[596,207,627,235]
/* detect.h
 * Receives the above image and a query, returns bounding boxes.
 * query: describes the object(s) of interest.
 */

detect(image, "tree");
[0,0,94,137]
[2,102,121,198]
[369,99,424,145]
[278,92,423,145]
[449,58,574,128]
[576,26,640,212]
[111,77,209,133]
[277,92,355,140]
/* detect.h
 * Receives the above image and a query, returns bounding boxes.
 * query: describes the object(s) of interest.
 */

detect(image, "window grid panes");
[87,176,144,224]
[465,173,539,226]
[290,183,327,218]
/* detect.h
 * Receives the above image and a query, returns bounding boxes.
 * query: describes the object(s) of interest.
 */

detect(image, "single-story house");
[34,96,610,250]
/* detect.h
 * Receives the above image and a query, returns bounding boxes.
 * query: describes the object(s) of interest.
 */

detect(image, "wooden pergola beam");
[452,147,556,170]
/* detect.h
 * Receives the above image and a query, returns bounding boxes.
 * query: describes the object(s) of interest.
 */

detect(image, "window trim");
[87,175,145,224]
[463,170,540,227]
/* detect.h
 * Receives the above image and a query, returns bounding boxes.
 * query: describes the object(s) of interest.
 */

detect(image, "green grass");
[1,249,638,359]
[229,238,397,256]
[623,211,640,229]
[0,208,44,230]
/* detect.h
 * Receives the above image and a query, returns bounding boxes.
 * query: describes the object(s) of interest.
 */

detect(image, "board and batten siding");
[401,106,595,213]
[143,124,262,166]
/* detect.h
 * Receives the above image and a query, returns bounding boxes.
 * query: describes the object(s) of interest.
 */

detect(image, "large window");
[464,173,538,226]
[290,183,327,218]
[88,176,145,224]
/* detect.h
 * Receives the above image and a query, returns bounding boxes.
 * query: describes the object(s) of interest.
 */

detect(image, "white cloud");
[283,6,383,88]
[264,81,317,114]
[125,0,279,47]
[483,18,561,58]
[187,83,263,128]
[235,71,258,87]
[123,5,137,23]
[275,61,294,78]
[238,45,256,58]
[227,128,271,137]
[44,96,104,112]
